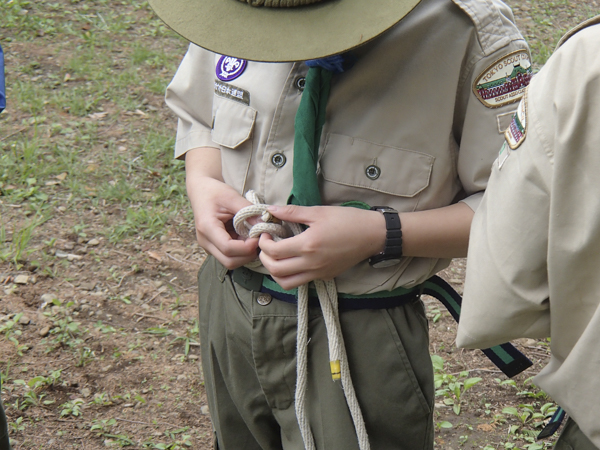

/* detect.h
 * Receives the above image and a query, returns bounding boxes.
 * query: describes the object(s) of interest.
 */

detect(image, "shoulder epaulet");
[556,15,600,50]
[452,0,521,55]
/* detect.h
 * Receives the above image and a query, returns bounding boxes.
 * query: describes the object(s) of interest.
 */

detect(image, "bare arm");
[185,147,259,269]
[258,202,474,290]
[400,201,474,258]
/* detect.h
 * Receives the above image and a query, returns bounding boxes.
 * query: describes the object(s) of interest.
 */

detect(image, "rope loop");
[232,190,370,450]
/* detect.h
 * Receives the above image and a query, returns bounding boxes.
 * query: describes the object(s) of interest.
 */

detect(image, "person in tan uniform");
[149,0,531,448]
[457,16,600,450]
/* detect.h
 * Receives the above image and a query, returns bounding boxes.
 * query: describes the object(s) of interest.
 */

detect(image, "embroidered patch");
[473,50,532,108]
[504,92,528,149]
[497,141,509,169]
[214,80,250,105]
[216,56,247,82]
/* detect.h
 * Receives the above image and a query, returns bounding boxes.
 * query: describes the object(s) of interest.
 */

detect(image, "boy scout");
[149,0,531,448]
[457,16,600,450]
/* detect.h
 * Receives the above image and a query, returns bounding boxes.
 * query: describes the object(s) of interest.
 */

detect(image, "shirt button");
[295,76,306,92]
[365,164,381,180]
[256,293,272,306]
[271,153,287,168]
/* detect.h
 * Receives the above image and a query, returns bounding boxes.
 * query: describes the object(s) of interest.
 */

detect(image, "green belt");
[231,267,532,378]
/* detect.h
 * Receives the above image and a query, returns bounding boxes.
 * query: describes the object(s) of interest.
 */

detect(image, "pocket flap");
[320,134,434,198]
[211,100,257,149]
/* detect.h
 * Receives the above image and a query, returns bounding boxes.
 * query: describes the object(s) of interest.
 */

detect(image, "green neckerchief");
[287,66,333,207]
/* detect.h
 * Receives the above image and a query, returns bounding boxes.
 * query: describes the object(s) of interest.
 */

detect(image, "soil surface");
[1,0,595,448]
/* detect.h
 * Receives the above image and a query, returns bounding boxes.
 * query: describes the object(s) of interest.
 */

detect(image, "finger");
[258,233,305,260]
[270,272,314,291]
[259,250,309,279]
[266,204,317,225]
[204,240,260,270]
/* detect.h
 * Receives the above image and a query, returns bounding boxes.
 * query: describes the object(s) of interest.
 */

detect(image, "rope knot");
[233,190,302,241]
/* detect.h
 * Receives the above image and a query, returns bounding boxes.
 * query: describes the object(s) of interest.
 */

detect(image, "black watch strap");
[369,206,403,268]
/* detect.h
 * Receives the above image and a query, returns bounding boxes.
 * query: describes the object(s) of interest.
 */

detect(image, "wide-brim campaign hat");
[148,0,422,62]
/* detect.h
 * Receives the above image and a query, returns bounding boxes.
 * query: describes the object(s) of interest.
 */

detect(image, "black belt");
[232,266,420,310]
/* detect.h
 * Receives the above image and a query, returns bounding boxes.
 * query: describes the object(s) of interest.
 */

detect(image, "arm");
[258,202,473,290]
[185,146,259,269]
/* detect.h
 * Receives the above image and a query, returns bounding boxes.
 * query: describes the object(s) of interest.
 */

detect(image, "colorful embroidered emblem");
[214,80,250,105]
[504,91,528,149]
[216,56,247,82]
[473,50,532,108]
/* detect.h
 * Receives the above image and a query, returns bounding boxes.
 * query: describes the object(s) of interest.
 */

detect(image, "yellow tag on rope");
[330,360,341,381]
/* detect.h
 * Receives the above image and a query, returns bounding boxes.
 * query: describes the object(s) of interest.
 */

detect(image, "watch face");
[371,258,402,269]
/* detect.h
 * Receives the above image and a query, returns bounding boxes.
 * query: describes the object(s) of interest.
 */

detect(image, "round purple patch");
[216,56,248,82]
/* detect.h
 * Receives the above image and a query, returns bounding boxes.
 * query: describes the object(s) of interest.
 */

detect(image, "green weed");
[432,354,482,415]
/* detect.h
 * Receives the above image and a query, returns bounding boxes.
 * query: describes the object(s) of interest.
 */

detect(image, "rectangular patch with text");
[214,80,250,106]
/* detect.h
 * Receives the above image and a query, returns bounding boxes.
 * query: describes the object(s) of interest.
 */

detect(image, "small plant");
[169,320,199,357]
[0,218,40,269]
[60,398,84,417]
[143,427,193,449]
[143,327,173,338]
[9,416,26,434]
[42,299,86,350]
[432,355,482,415]
[89,392,113,407]
[76,346,96,367]
[12,371,62,410]
[90,417,117,435]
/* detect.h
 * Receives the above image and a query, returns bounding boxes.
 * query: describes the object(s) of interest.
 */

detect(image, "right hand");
[185,148,260,269]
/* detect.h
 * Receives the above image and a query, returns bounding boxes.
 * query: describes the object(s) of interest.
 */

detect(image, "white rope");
[233,190,370,450]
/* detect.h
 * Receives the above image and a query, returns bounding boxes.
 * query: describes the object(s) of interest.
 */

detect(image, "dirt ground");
[1,0,596,449]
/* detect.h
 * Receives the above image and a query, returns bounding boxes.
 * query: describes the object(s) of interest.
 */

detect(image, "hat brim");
[148,0,422,62]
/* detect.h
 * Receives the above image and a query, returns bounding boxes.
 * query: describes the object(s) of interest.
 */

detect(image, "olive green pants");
[554,418,599,450]
[198,256,434,450]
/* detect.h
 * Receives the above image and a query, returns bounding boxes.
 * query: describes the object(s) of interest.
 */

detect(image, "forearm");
[184,146,223,182]
[399,202,474,259]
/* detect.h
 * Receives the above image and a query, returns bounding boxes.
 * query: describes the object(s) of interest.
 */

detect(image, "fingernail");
[267,206,279,212]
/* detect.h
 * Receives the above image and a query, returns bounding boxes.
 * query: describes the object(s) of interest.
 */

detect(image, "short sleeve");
[165,44,219,159]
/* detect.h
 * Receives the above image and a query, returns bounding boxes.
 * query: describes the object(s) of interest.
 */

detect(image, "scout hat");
[148,0,422,62]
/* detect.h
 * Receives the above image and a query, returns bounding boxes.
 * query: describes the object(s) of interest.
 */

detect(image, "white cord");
[233,190,370,450]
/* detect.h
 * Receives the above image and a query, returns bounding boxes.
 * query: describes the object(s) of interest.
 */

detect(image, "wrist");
[368,206,403,268]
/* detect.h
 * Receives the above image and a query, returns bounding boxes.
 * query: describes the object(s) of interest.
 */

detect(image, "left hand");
[258,205,385,290]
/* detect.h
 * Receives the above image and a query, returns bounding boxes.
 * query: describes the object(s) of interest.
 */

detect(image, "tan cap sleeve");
[165,44,219,159]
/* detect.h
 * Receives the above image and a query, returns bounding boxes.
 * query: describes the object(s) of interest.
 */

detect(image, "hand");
[186,175,260,270]
[258,205,386,290]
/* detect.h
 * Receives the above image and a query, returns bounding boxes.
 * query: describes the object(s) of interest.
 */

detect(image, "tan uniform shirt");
[456,17,600,447]
[166,0,530,295]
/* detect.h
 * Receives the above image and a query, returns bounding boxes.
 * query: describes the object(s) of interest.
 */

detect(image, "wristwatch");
[369,206,403,268]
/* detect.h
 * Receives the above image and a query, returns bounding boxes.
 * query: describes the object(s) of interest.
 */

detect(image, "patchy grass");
[0,0,594,448]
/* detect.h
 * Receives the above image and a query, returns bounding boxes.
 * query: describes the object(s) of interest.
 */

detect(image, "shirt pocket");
[211,98,257,149]
[319,133,434,210]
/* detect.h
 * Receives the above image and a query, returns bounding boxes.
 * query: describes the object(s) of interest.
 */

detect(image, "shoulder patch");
[473,50,532,108]
[216,56,247,82]
[504,91,528,150]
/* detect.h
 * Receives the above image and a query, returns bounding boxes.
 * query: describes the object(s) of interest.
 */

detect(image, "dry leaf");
[56,172,68,181]
[85,163,100,173]
[89,112,108,120]
[147,251,162,261]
